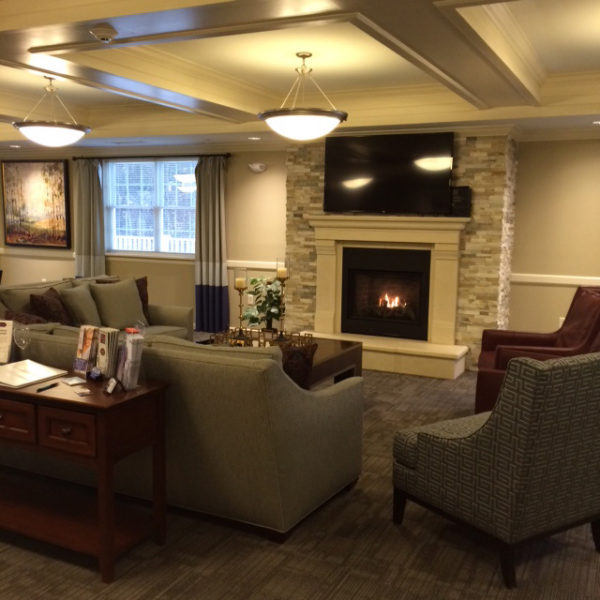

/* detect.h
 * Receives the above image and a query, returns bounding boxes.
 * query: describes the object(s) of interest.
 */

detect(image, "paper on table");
[0,359,67,389]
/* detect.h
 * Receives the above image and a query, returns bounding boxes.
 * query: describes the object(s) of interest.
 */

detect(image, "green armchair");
[393,353,600,587]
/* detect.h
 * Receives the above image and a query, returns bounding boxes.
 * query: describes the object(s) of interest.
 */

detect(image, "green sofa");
[3,328,363,535]
[0,276,193,339]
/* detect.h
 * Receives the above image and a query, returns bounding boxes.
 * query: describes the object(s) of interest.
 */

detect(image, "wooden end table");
[308,338,363,387]
[0,376,167,582]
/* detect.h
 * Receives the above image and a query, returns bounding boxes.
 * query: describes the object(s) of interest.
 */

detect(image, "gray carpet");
[0,370,598,599]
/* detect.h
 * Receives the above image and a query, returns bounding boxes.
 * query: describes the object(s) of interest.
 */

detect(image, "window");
[103,159,197,255]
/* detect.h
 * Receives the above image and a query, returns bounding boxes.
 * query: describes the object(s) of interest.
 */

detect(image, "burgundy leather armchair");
[475,286,600,413]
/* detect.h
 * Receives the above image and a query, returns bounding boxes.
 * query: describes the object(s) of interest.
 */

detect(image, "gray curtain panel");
[194,155,229,332]
[72,158,105,277]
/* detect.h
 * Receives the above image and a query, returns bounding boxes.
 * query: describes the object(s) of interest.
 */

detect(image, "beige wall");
[509,140,600,331]
[0,151,287,328]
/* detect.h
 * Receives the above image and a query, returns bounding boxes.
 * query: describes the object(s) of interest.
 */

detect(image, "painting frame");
[1,159,71,249]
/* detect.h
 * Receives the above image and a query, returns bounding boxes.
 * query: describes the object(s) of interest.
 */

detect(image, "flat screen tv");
[324,132,454,215]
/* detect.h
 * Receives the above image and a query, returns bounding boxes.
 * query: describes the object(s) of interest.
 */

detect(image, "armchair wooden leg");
[499,544,517,588]
[591,520,600,552]
[393,487,407,524]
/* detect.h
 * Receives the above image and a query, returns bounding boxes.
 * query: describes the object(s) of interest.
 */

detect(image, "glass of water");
[13,323,31,352]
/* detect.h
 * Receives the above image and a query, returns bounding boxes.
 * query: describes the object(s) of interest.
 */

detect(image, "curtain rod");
[71,152,231,160]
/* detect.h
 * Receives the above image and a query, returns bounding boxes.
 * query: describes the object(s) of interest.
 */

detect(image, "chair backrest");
[487,352,600,540]
[556,286,600,346]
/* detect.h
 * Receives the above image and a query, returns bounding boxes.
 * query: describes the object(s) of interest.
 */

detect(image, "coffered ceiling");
[0,0,599,152]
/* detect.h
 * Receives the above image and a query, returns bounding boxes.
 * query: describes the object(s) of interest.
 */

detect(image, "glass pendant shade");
[259,108,347,141]
[13,77,91,147]
[258,52,347,142]
[13,122,90,147]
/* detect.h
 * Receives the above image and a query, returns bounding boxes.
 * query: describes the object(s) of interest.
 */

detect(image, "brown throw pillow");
[135,276,150,321]
[30,287,74,325]
[5,310,47,324]
[281,342,318,389]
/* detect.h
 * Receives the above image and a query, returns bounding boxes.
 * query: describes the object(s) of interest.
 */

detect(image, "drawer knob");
[0,413,3,421]
[61,426,73,436]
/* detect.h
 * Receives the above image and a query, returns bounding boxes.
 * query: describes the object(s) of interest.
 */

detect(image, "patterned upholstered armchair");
[393,353,600,588]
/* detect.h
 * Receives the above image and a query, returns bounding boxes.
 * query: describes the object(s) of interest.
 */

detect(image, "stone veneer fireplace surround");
[308,214,469,379]
[284,136,518,375]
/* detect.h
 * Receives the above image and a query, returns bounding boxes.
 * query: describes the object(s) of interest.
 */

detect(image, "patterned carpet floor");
[0,369,598,599]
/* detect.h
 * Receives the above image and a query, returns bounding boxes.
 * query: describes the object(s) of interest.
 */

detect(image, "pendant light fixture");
[258,52,347,141]
[13,76,91,147]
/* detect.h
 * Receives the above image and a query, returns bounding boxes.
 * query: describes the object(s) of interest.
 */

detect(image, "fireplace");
[341,247,430,340]
[308,214,470,379]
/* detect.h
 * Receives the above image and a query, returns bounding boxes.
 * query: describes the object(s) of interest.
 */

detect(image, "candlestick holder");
[233,270,248,344]
[276,269,288,342]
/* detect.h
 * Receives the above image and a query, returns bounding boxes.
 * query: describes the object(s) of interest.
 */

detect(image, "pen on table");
[36,382,59,393]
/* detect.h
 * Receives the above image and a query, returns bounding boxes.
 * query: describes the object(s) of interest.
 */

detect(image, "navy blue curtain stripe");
[195,285,229,333]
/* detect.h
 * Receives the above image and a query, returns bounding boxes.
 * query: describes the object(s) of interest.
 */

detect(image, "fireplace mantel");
[308,214,470,378]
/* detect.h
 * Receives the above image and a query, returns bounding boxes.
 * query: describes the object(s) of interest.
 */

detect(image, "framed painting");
[1,160,71,249]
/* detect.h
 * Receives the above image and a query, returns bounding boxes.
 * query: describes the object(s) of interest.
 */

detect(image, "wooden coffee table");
[308,338,362,387]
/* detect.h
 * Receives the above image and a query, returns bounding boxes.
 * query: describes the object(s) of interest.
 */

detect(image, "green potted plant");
[243,277,284,331]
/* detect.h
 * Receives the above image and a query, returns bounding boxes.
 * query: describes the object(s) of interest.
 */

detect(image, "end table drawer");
[38,407,96,457]
[0,398,35,443]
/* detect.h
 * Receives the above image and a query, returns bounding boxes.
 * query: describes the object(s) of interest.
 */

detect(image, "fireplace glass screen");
[341,247,430,340]
[349,270,421,323]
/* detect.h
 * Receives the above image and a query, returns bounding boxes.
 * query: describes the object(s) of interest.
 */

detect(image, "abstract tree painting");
[1,160,71,248]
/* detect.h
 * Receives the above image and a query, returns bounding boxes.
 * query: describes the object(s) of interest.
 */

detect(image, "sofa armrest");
[266,374,364,516]
[481,328,557,352]
[494,344,582,369]
[147,304,193,339]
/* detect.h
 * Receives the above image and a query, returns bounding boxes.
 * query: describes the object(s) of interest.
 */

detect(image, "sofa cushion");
[0,280,72,314]
[5,310,48,325]
[90,278,149,330]
[30,287,74,326]
[60,284,102,326]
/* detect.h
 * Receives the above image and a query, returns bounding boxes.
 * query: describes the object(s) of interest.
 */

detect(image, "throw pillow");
[280,342,318,389]
[30,287,74,325]
[89,278,149,330]
[94,275,150,322]
[135,276,150,321]
[5,310,47,325]
[60,284,102,326]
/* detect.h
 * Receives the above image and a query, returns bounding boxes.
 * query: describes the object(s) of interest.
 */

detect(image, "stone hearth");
[307,214,469,379]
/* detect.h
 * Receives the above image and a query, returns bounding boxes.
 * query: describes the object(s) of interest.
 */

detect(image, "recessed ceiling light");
[9,144,21,148]
[593,121,600,126]
[248,136,261,141]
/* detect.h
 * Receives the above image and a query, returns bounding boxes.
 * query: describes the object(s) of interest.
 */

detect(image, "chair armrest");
[481,328,556,351]
[494,345,582,369]
[147,304,193,339]
[417,412,491,442]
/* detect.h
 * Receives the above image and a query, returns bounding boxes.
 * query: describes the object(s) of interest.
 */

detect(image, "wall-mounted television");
[324,132,456,216]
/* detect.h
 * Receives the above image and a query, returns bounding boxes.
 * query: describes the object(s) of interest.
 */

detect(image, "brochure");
[0,320,13,364]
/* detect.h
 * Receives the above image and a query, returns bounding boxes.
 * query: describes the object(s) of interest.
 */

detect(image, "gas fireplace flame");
[378,293,407,309]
